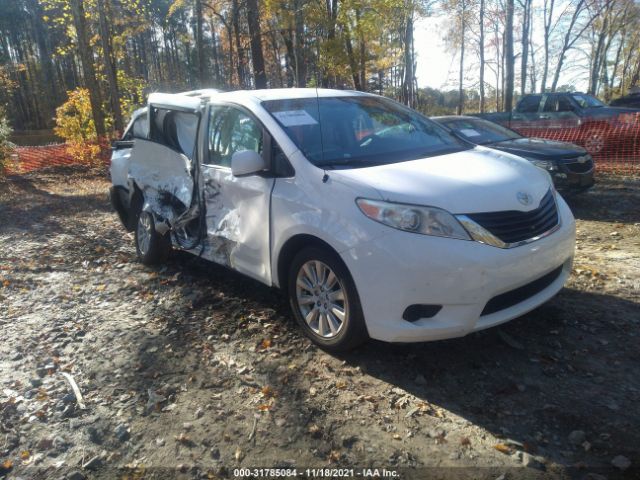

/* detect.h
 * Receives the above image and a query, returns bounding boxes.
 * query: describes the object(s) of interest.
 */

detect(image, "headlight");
[527,158,556,170]
[356,198,471,240]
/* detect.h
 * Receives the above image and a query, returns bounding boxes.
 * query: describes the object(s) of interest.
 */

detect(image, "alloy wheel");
[295,260,348,338]
[137,212,153,255]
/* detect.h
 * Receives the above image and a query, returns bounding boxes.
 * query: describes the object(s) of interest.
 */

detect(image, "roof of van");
[238,88,369,100]
[142,88,373,112]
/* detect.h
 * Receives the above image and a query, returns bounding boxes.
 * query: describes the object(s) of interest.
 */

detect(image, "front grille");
[466,190,558,244]
[563,158,594,173]
[481,265,564,316]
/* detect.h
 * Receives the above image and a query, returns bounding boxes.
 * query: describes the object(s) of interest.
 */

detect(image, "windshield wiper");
[316,158,388,169]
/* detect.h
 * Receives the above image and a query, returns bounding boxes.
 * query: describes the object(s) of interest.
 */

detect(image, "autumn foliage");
[53,88,110,165]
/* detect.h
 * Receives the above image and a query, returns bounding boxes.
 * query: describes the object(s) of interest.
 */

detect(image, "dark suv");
[477,92,640,155]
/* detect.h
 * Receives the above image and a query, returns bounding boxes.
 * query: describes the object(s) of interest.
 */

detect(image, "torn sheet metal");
[128,139,194,225]
[192,166,274,284]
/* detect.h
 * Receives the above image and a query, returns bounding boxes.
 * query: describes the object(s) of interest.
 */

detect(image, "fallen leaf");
[235,447,244,461]
[328,450,341,462]
[260,339,272,349]
[20,451,30,460]
[175,433,192,446]
[494,443,512,454]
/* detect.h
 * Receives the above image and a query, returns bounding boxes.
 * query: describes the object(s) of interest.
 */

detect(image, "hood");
[610,99,640,109]
[583,106,640,116]
[331,147,552,214]
[488,137,586,160]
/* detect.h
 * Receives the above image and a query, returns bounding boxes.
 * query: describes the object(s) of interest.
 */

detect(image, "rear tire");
[288,246,368,351]
[135,211,170,265]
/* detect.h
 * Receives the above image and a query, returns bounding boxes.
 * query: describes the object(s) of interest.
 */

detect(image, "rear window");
[262,96,469,168]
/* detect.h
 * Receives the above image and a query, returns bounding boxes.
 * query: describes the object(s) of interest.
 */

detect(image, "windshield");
[262,96,470,168]
[438,117,521,145]
[572,94,605,108]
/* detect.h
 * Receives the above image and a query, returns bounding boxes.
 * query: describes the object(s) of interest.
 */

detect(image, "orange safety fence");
[4,123,640,175]
[5,142,112,175]
[495,115,640,175]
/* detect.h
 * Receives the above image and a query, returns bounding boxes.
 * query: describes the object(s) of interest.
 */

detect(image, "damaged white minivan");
[110,88,575,351]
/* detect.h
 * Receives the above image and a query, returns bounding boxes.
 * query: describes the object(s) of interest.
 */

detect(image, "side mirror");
[231,150,266,176]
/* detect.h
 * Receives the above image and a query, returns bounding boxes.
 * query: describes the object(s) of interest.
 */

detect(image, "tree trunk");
[402,8,415,107]
[528,25,537,92]
[457,0,465,115]
[69,0,106,137]
[96,0,123,133]
[355,8,366,91]
[479,0,485,112]
[520,0,531,95]
[294,0,306,87]
[27,0,58,125]
[504,0,515,111]
[589,14,608,95]
[551,0,598,92]
[540,0,554,93]
[246,0,267,88]
[344,25,362,90]
[195,0,206,86]
[232,0,245,87]
[323,0,339,87]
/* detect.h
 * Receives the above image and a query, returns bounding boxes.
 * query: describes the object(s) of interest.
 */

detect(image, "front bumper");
[553,162,595,190]
[341,195,576,343]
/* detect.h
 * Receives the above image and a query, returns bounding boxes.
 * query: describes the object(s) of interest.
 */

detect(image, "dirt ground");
[0,167,638,480]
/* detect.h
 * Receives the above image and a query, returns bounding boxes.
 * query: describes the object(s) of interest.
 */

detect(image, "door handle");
[539,115,551,119]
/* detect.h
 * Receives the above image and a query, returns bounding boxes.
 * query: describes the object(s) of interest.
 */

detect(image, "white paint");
[200,164,274,283]
[128,139,194,224]
[112,88,576,344]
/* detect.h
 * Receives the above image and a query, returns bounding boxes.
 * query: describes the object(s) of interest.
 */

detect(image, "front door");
[128,107,199,228]
[200,104,274,284]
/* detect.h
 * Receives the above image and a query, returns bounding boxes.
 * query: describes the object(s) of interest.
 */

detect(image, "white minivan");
[110,88,575,351]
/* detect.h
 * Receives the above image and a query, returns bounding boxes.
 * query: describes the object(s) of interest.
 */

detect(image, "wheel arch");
[275,234,347,290]
[125,182,144,231]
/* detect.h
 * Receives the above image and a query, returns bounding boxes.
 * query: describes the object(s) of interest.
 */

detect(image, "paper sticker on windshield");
[272,110,318,127]
[460,128,481,137]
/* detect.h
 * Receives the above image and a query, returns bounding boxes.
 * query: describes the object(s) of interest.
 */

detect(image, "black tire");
[134,210,171,265]
[288,246,368,351]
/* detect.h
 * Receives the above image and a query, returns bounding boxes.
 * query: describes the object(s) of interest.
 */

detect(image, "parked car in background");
[433,116,594,191]
[110,88,575,351]
[475,92,640,155]
[609,86,640,109]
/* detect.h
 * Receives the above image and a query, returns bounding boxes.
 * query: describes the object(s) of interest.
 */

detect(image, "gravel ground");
[0,167,638,480]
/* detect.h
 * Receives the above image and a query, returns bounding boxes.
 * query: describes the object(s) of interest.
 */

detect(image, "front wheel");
[288,247,368,351]
[582,125,609,154]
[135,211,170,265]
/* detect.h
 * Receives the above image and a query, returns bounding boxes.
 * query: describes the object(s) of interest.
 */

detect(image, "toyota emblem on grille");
[517,191,533,206]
